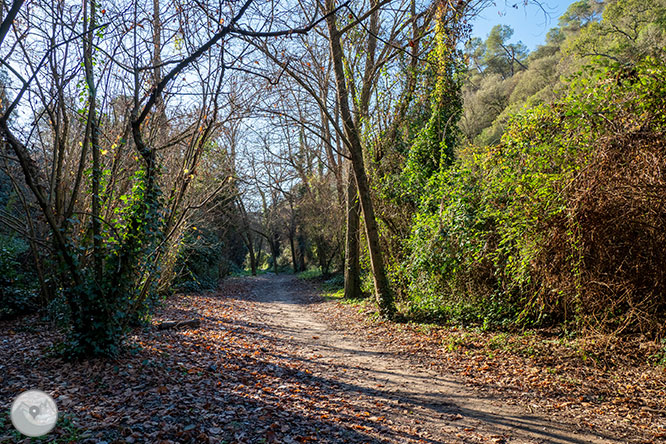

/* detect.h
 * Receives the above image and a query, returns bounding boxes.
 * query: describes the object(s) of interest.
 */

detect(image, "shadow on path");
[213,273,620,444]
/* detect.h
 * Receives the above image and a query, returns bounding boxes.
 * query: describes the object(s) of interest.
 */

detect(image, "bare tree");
[0,0,337,356]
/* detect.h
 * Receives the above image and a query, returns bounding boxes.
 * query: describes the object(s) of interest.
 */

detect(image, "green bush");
[0,235,39,318]
[405,58,666,335]
[173,228,225,292]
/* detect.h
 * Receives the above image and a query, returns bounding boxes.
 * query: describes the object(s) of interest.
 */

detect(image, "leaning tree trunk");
[344,170,362,299]
[325,1,395,318]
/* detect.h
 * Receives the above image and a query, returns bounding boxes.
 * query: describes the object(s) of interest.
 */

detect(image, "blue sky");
[471,0,579,50]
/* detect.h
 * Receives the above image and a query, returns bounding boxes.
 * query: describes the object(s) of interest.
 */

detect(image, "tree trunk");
[297,232,306,272]
[256,236,263,270]
[289,227,298,273]
[83,0,102,284]
[237,198,257,275]
[324,2,394,318]
[271,233,279,274]
[152,0,165,119]
[246,233,257,276]
[344,170,362,299]
[315,236,330,279]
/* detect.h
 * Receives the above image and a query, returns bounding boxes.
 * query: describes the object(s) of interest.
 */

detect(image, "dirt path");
[237,273,619,444]
[2,273,649,443]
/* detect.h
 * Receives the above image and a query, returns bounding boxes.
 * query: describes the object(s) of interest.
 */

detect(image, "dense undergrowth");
[403,59,666,337]
[0,235,40,318]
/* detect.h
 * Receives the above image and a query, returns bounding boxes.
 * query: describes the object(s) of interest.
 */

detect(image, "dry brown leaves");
[1,276,665,443]
[1,280,435,444]
[299,280,666,444]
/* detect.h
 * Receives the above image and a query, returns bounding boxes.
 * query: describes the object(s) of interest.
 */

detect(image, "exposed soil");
[237,274,628,444]
[0,273,664,443]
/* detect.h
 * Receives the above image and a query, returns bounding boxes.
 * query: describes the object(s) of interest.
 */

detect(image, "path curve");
[236,273,618,444]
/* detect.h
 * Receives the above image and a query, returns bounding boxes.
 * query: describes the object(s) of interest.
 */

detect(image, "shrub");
[173,227,225,292]
[405,59,666,336]
[0,235,39,318]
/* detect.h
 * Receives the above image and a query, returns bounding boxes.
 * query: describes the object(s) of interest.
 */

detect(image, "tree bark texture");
[324,0,395,318]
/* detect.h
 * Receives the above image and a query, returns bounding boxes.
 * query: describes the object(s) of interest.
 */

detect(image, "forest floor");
[1,274,665,443]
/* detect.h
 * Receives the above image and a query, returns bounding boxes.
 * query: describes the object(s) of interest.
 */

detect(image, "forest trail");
[2,273,651,443]
[235,273,617,444]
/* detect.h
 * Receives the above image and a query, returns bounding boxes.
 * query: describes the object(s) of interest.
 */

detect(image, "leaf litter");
[0,275,664,443]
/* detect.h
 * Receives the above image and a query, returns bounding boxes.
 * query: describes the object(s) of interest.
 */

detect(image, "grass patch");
[340,296,371,308]
[322,287,344,300]
[296,269,323,280]
[302,271,369,307]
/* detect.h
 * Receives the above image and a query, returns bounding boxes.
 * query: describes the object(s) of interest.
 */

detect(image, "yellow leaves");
[101,149,108,155]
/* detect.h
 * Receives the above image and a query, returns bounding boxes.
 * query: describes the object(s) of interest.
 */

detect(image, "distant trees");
[479,25,529,78]
[568,0,666,62]
[461,0,666,147]
[243,0,450,315]
[242,0,491,317]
